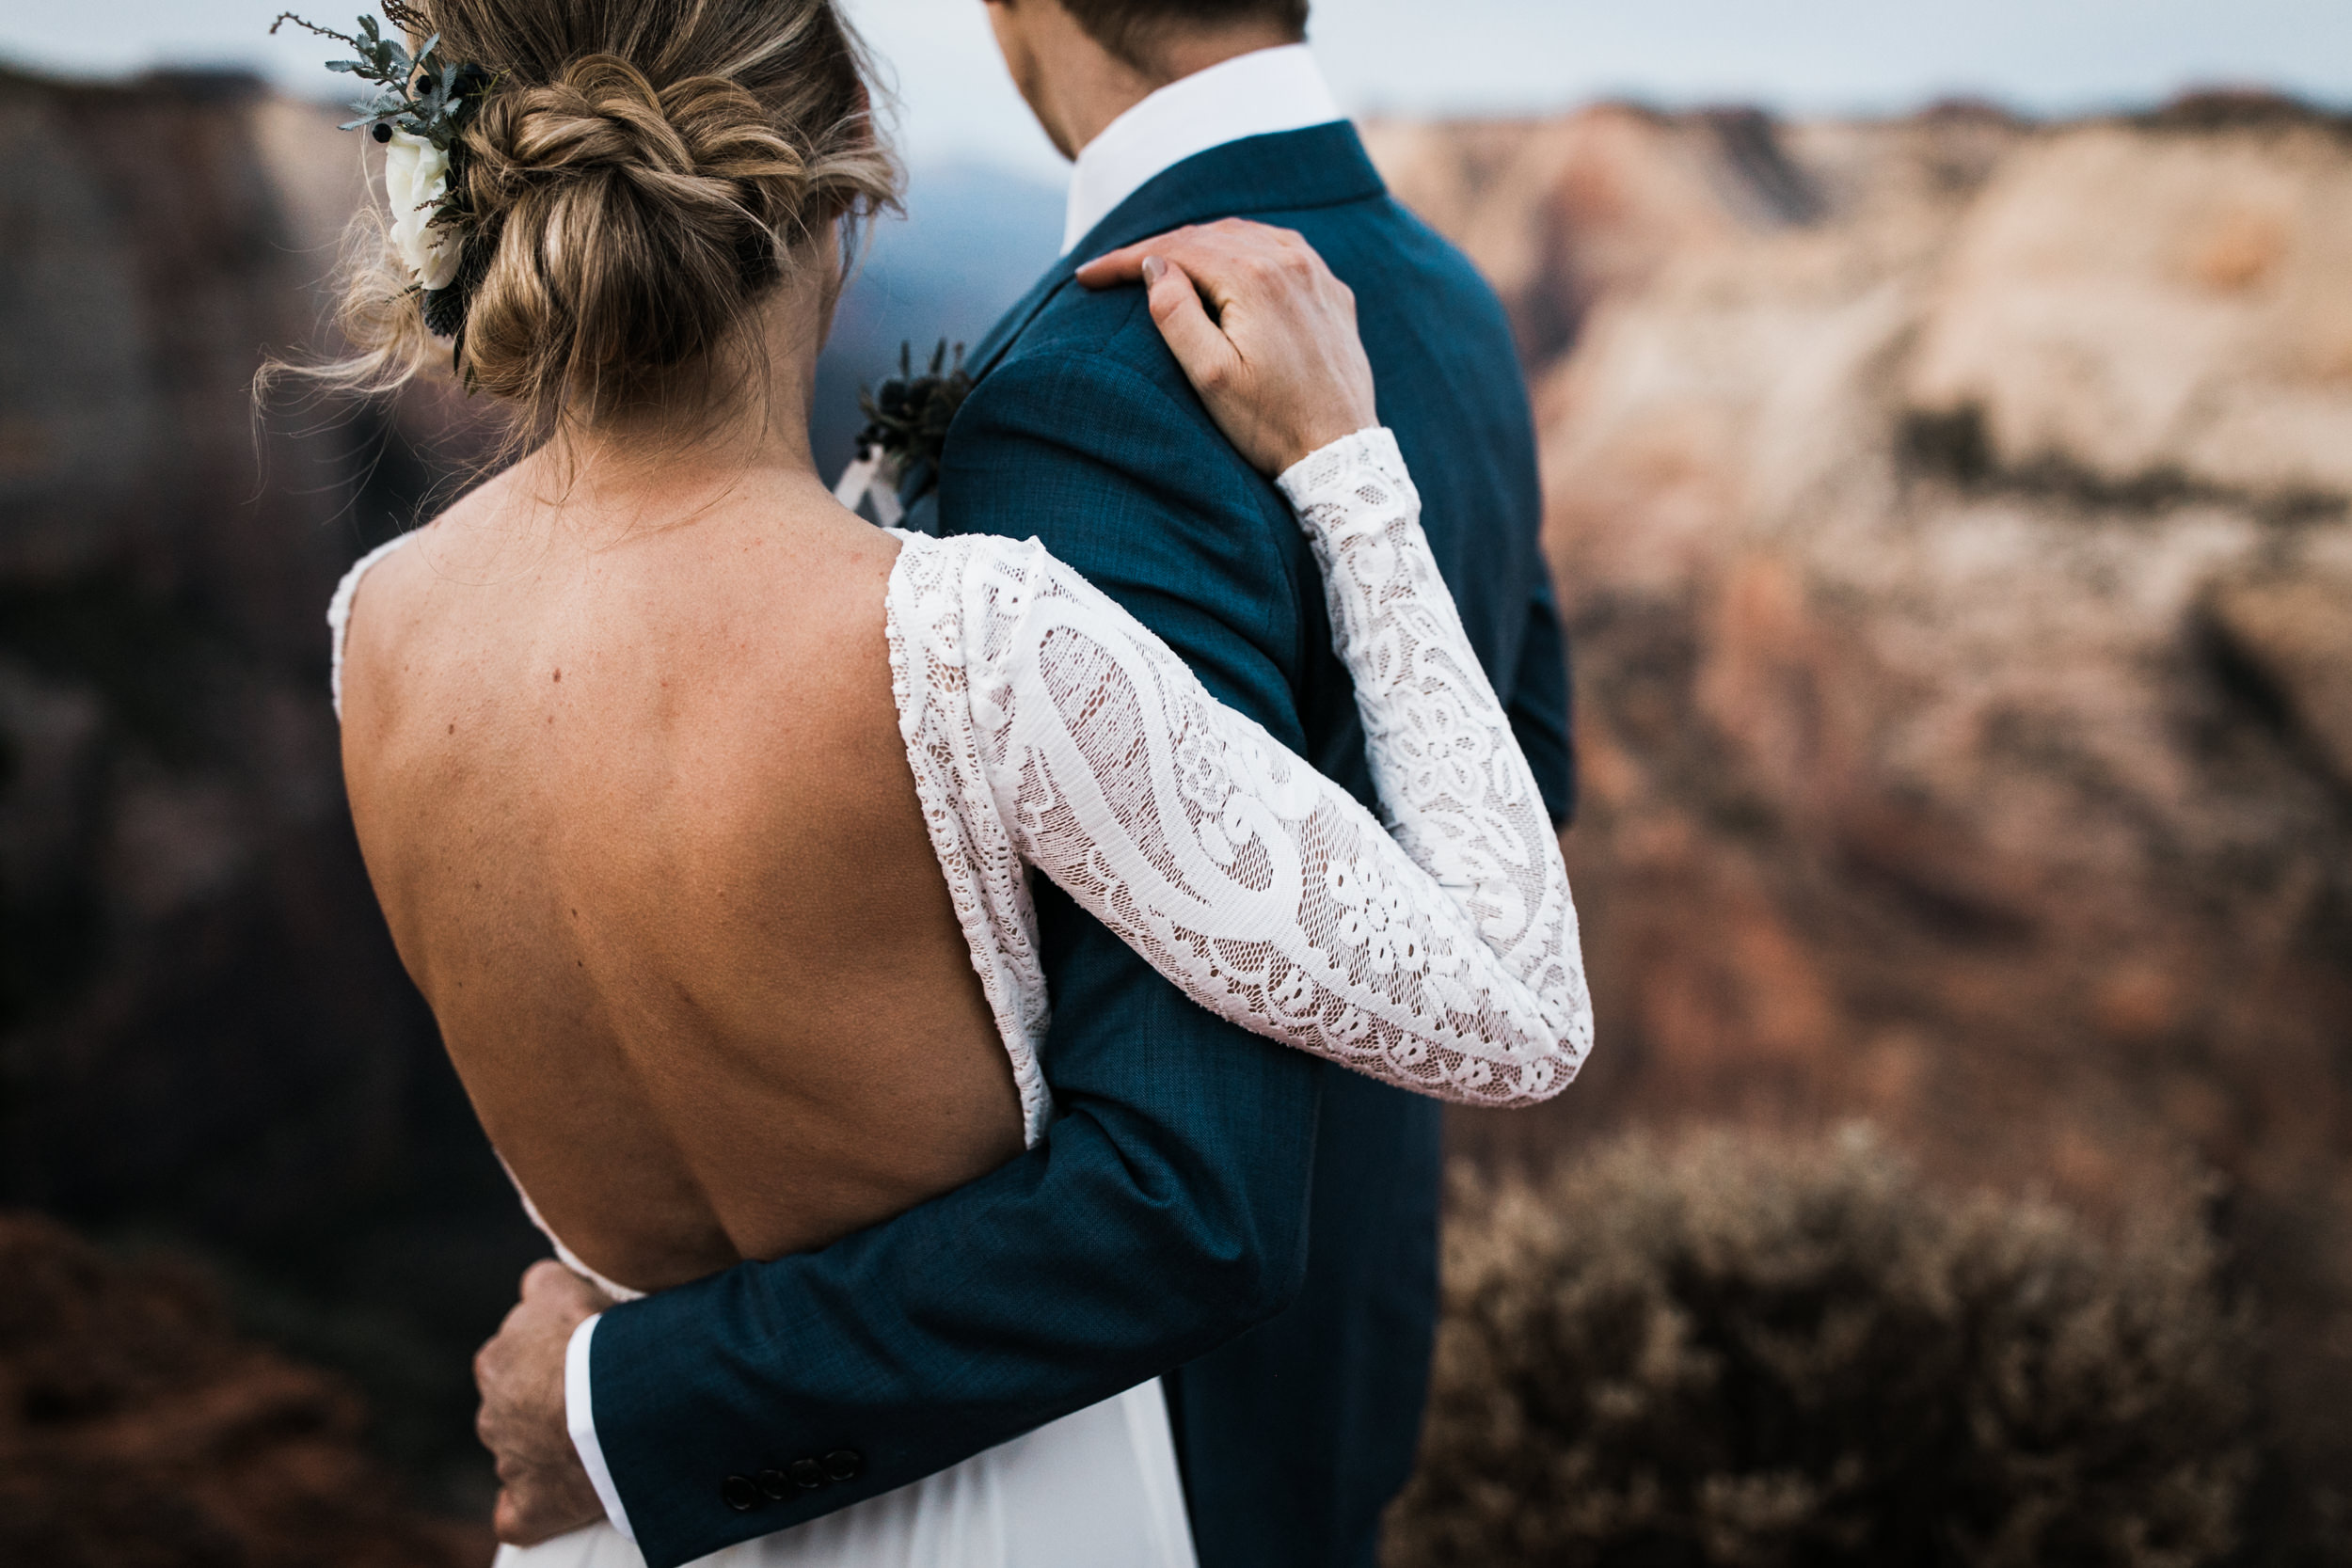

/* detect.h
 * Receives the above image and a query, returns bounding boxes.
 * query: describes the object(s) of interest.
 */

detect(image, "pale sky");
[7,0,2347,179]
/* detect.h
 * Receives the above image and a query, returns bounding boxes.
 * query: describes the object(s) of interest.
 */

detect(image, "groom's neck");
[993,2,1299,160]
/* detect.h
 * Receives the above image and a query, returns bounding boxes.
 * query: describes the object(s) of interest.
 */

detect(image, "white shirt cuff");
[565,1312,637,1544]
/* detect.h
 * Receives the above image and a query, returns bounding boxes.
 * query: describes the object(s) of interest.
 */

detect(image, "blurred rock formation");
[1367,98,2352,1555]
[0,1210,487,1566]
[6,57,2350,1556]
[0,65,539,1509]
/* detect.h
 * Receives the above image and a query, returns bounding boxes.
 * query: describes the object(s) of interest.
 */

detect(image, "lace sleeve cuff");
[1275,427,1417,539]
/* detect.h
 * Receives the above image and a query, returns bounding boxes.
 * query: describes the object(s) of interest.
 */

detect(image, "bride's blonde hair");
[281,0,898,442]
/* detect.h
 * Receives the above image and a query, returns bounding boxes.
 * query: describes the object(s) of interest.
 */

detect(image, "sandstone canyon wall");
[0,1211,488,1566]
[0,65,541,1515]
[5,61,2351,1558]
[1364,100,2352,1551]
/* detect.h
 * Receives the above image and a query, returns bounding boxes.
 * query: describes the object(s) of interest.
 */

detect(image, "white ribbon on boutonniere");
[834,341,972,530]
[833,449,905,528]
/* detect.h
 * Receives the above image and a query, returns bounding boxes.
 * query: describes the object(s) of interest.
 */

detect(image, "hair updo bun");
[294,0,898,439]
[458,56,819,416]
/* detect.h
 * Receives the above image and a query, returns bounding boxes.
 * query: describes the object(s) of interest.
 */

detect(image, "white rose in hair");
[384,130,463,293]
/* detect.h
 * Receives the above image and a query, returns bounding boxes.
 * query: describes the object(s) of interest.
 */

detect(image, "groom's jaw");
[981,0,1308,160]
[984,0,1154,161]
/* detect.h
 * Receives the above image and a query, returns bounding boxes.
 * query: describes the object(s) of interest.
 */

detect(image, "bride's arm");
[948,226,1591,1106]
[952,496,1584,1107]
[1281,423,1591,1083]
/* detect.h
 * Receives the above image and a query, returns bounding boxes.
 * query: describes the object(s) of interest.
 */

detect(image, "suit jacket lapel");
[966,121,1389,383]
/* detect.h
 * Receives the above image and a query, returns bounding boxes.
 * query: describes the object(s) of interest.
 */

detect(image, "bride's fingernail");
[1142,255,1167,286]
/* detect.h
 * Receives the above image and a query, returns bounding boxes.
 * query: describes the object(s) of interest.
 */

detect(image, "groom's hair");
[1060,0,1311,74]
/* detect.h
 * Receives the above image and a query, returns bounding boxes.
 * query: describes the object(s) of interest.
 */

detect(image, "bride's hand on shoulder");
[1077,218,1377,478]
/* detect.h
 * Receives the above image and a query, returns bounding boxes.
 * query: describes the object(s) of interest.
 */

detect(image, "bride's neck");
[527,261,835,509]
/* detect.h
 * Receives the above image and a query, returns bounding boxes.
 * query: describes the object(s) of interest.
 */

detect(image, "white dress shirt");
[564,43,1346,1546]
[1061,43,1343,255]
[565,1314,635,1541]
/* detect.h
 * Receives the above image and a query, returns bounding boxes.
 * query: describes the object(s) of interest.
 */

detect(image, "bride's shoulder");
[889,528,1045,562]
[337,471,511,620]
[887,529,1066,593]
[882,531,1115,672]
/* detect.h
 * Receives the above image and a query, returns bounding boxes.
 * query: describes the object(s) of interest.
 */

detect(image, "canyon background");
[3,2,2350,1562]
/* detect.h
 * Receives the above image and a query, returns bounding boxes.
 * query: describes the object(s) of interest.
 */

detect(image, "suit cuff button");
[789,1458,826,1490]
[757,1469,794,1501]
[822,1449,865,1483]
[721,1475,762,1513]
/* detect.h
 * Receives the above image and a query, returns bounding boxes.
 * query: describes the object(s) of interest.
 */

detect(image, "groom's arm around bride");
[478,6,1574,1566]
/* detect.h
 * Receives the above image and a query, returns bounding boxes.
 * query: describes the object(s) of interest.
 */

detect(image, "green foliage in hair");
[270,8,490,150]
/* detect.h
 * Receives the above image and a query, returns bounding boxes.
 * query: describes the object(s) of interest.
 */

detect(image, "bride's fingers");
[1084,217,1374,474]
[1073,228,1195,288]
[1079,222,1265,309]
[1143,256,1244,393]
[1081,222,1273,304]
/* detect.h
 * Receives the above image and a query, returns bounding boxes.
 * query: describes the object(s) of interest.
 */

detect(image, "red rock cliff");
[1368,99,2352,1541]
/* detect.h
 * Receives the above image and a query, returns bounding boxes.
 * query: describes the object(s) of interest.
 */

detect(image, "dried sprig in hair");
[270,9,487,150]
[273,8,493,341]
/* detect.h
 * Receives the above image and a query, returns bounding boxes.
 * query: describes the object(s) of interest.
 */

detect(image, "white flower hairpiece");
[384,131,463,292]
[274,8,489,334]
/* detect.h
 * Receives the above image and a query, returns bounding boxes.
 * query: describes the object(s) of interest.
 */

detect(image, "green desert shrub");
[1386,1129,2255,1568]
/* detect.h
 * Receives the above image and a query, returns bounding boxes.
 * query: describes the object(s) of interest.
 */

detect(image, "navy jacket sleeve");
[580,309,1327,1568]
[1509,570,1577,828]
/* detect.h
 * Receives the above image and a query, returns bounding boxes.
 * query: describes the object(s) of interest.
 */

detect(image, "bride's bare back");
[338,461,1022,1295]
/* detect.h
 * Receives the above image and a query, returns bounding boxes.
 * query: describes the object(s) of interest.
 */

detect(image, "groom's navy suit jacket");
[588,122,1572,1568]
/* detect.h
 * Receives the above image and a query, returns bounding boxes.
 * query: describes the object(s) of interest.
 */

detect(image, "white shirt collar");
[1061,44,1343,256]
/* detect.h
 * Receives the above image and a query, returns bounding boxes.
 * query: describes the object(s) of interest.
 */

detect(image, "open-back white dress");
[328,430,1593,1568]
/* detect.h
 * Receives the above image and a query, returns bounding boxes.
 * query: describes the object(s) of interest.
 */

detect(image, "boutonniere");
[834,341,974,527]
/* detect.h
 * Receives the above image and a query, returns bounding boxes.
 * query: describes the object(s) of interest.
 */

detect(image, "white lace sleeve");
[1277,428,1591,1094]
[901,430,1588,1107]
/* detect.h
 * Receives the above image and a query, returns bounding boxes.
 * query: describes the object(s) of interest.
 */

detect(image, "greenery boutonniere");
[833,341,975,527]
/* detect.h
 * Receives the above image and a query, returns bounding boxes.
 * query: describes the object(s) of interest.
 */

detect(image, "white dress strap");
[882,527,1055,1144]
[327,532,419,721]
[499,1154,648,1303]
